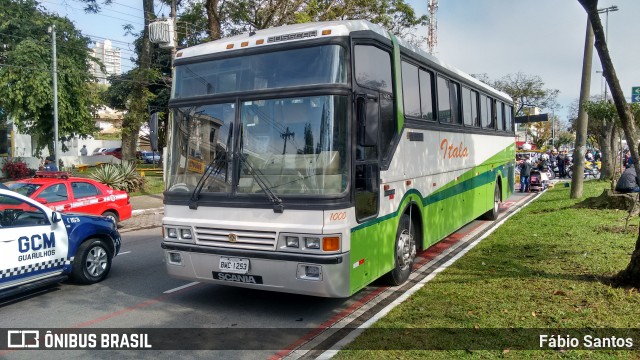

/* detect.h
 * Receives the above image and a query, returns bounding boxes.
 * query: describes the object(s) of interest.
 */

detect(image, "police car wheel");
[102,211,119,226]
[71,238,112,284]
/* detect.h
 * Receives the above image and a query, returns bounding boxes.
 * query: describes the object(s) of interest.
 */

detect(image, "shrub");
[89,161,146,193]
[2,157,31,179]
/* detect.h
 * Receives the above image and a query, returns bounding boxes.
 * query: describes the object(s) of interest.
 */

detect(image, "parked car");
[0,188,121,297]
[140,151,161,164]
[103,147,122,160]
[8,172,132,225]
[92,147,108,156]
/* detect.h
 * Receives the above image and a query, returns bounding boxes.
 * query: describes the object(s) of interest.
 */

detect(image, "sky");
[41,0,640,124]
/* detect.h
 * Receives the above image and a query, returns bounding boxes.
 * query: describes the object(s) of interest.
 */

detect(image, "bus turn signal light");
[322,29,332,35]
[323,237,340,251]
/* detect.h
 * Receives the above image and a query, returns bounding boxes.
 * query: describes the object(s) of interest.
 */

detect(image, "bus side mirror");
[149,112,159,151]
[357,94,378,147]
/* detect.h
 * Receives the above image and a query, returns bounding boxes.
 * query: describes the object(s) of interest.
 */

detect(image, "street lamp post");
[595,70,605,100]
[597,5,618,101]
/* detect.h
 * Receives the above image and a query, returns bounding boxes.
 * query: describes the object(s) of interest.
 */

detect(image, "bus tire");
[70,238,112,284]
[482,182,501,221]
[383,214,416,286]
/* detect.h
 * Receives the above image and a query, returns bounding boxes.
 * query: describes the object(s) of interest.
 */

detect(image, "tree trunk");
[205,0,222,40]
[609,127,620,190]
[598,118,614,180]
[579,0,640,287]
[570,18,593,199]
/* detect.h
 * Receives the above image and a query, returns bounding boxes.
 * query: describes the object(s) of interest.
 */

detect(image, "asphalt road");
[0,191,537,360]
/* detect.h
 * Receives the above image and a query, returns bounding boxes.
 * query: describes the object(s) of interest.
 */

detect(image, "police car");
[0,188,121,297]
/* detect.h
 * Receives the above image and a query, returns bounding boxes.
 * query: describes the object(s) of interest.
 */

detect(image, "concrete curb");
[131,207,164,216]
[119,224,160,234]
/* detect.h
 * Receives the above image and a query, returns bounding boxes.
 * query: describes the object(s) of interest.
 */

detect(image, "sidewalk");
[119,194,164,233]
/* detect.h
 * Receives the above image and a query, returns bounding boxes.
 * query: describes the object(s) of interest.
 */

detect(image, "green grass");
[336,181,640,359]
[130,175,164,196]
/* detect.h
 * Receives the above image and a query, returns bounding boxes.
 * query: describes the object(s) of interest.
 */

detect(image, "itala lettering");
[440,138,469,160]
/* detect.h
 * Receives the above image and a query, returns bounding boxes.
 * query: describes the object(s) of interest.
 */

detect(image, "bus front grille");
[194,227,277,251]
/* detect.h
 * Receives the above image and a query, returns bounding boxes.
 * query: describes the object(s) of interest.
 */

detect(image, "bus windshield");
[166,95,349,196]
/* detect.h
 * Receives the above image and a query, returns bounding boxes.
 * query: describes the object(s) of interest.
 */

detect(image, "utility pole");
[171,0,177,66]
[597,5,618,101]
[281,127,295,155]
[570,18,594,199]
[49,24,59,169]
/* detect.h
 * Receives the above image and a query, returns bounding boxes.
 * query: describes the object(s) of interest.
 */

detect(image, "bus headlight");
[279,233,341,253]
[165,226,195,243]
[304,237,321,249]
[181,228,193,239]
[285,236,300,248]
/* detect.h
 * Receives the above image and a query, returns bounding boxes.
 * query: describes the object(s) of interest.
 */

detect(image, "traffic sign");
[633,87,640,103]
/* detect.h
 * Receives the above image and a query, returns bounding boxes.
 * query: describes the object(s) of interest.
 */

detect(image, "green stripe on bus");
[351,144,515,233]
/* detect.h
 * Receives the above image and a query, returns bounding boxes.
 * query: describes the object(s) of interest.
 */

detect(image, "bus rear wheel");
[383,214,416,286]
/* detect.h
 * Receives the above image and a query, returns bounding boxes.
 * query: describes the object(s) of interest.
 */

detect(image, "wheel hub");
[86,246,107,277]
[397,230,416,270]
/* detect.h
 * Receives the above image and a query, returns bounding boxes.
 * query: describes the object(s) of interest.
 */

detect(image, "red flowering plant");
[2,157,31,179]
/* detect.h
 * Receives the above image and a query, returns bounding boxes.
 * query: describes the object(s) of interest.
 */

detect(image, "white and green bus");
[161,20,515,297]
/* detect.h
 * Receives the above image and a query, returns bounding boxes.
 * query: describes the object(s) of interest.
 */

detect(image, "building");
[90,40,121,84]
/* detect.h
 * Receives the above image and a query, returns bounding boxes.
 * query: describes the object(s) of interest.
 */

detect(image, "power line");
[0,62,169,87]
[0,31,171,70]
[41,0,145,26]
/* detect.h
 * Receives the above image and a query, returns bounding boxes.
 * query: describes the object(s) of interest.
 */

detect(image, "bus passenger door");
[355,94,380,221]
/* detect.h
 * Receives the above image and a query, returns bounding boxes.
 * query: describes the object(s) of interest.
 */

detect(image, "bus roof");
[176,20,512,103]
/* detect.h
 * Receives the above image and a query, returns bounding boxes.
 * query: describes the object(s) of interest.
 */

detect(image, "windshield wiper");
[189,128,233,210]
[188,151,228,209]
[239,153,284,213]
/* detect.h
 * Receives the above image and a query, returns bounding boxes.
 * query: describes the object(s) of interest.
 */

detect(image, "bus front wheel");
[481,182,501,221]
[383,214,416,286]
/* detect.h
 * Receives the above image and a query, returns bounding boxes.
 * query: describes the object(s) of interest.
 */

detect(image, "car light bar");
[34,171,70,179]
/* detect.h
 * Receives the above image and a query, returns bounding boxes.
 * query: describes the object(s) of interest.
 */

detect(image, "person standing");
[44,157,58,171]
[80,145,88,156]
[557,151,566,178]
[519,157,533,192]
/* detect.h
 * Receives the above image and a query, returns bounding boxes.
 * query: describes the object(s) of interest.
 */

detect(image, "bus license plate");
[219,257,249,274]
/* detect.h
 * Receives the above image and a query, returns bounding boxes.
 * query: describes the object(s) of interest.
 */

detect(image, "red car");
[8,172,132,225]
[103,147,122,160]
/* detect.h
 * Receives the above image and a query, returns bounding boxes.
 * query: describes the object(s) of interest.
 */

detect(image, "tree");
[578,0,640,288]
[492,72,560,116]
[119,0,156,160]
[556,131,576,150]
[79,0,161,160]
[584,100,619,180]
[529,121,552,150]
[219,0,428,42]
[0,0,101,155]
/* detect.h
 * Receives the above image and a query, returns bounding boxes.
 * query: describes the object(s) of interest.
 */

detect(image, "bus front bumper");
[161,242,351,298]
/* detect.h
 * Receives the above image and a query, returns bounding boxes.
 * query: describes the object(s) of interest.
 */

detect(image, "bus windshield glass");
[173,45,347,98]
[166,95,349,196]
